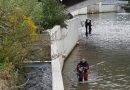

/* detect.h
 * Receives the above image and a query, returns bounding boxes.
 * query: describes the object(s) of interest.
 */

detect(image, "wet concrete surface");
[63,13,130,90]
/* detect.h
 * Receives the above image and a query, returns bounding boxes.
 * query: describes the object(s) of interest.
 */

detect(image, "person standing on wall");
[76,58,89,83]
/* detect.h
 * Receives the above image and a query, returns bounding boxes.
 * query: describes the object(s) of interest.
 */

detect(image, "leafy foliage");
[0,0,68,88]
[0,0,43,23]
[0,0,40,88]
[40,0,68,29]
[0,0,40,68]
[0,0,40,73]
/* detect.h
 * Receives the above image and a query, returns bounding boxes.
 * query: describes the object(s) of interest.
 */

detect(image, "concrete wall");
[51,18,78,70]
[28,32,51,62]
[71,2,118,16]
[99,2,117,13]
[51,18,79,90]
[71,7,87,16]
[87,4,99,14]
[115,1,128,5]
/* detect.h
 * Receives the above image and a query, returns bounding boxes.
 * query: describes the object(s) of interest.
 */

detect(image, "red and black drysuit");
[77,61,89,82]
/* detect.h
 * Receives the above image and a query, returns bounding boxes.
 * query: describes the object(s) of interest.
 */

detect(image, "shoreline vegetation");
[122,5,130,12]
[121,0,130,12]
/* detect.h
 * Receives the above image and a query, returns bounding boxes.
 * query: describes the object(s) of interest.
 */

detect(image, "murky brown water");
[63,13,130,90]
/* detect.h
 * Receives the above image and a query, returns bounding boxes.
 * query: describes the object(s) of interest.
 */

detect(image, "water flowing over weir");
[19,62,52,90]
[63,13,130,90]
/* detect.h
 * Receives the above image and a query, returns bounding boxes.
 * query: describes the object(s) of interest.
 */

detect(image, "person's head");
[86,19,88,21]
[82,58,86,63]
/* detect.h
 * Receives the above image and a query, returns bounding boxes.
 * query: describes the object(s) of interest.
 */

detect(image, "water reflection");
[63,13,130,90]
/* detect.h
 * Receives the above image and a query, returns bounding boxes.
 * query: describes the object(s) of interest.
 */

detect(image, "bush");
[0,0,40,68]
[39,0,68,29]
[0,0,41,88]
[0,0,43,23]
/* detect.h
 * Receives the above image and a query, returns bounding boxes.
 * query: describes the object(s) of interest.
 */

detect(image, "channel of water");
[63,13,130,90]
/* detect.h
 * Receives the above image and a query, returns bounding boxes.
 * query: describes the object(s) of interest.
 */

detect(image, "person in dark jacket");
[88,20,92,34]
[85,19,89,37]
[77,58,89,82]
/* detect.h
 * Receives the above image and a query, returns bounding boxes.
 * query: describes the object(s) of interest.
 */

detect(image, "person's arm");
[87,65,89,70]
[84,64,89,70]
[76,64,80,71]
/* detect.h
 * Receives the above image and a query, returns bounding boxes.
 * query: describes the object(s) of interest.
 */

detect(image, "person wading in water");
[85,19,92,37]
[76,58,89,83]
[88,20,92,34]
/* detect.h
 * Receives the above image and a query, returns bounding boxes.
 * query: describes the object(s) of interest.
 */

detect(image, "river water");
[63,13,130,90]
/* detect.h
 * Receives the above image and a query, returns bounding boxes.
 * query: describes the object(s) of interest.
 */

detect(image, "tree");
[39,0,68,29]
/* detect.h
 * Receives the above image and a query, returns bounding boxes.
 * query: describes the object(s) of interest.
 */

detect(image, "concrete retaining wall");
[71,7,87,16]
[71,2,117,16]
[51,18,79,90]
[99,2,117,13]
[87,4,99,14]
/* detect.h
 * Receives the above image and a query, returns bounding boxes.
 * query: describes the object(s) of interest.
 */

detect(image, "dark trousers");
[78,72,88,82]
[85,26,88,37]
[78,71,83,82]
[89,26,92,34]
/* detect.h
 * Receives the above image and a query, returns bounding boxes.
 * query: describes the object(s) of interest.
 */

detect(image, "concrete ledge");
[52,59,64,90]
[71,7,87,16]
[51,17,78,90]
